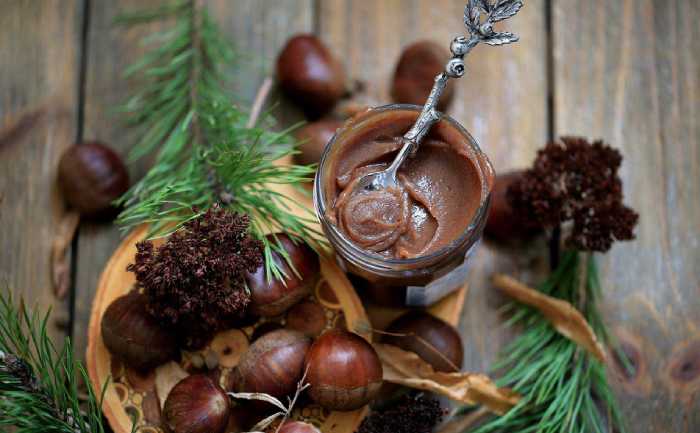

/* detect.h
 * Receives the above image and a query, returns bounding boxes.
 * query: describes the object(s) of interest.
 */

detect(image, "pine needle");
[0,291,106,433]
[114,1,323,280]
[465,252,627,433]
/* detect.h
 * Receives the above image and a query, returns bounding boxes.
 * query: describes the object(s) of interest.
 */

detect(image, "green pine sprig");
[114,0,323,280]
[0,291,106,433]
[466,251,626,433]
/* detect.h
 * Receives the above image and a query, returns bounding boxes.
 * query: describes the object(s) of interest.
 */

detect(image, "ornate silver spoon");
[352,0,523,194]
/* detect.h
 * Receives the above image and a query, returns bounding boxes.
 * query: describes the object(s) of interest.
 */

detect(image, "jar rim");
[313,103,494,273]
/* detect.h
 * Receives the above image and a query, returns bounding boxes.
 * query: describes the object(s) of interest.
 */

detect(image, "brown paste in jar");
[323,110,485,259]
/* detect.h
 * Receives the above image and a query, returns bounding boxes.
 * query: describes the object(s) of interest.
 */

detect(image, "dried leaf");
[490,0,524,22]
[492,274,607,362]
[51,210,80,299]
[483,31,519,46]
[374,343,520,415]
[249,411,283,432]
[229,391,287,412]
[154,361,188,409]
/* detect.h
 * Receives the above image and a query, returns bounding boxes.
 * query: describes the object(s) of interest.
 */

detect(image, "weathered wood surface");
[0,0,84,343]
[73,0,314,364]
[553,1,700,431]
[1,1,699,431]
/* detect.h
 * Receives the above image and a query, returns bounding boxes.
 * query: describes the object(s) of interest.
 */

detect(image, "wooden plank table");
[1,1,697,432]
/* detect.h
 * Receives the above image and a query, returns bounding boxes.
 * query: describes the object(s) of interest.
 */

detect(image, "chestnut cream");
[314,105,494,305]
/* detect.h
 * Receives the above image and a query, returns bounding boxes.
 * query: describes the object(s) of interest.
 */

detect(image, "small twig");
[50,210,80,299]
[188,0,205,146]
[211,76,273,205]
[577,252,590,311]
[247,77,274,129]
[229,365,310,433]
[274,366,310,433]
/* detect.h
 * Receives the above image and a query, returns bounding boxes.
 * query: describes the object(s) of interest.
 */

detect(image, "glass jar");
[313,104,494,306]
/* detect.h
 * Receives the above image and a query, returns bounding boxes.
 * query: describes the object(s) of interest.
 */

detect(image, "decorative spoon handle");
[400,0,524,156]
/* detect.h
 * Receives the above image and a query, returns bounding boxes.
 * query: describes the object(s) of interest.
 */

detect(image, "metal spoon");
[352,0,523,194]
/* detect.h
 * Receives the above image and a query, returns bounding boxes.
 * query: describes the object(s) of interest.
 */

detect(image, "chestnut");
[484,170,540,242]
[277,34,346,118]
[163,374,230,433]
[246,233,320,317]
[285,300,327,338]
[234,329,311,398]
[293,119,343,167]
[101,291,178,371]
[278,421,321,433]
[391,40,455,112]
[384,311,463,373]
[57,141,129,218]
[305,329,383,411]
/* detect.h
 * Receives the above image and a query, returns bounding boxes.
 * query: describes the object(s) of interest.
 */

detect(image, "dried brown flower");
[128,205,263,348]
[356,394,444,433]
[508,137,638,252]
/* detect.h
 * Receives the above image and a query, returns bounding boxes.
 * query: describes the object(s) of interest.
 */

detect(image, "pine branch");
[114,1,323,280]
[0,291,106,433]
[466,251,626,433]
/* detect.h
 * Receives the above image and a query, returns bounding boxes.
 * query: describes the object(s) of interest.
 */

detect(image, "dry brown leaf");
[154,361,188,409]
[51,210,80,299]
[492,273,606,362]
[374,343,520,415]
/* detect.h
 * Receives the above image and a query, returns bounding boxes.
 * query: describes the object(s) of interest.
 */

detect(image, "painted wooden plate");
[86,185,467,433]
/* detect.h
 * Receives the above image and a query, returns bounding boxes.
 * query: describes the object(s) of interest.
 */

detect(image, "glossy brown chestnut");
[305,329,383,411]
[101,291,178,371]
[384,310,463,372]
[485,170,539,242]
[293,119,343,167]
[278,421,322,433]
[246,233,320,317]
[391,40,455,112]
[163,374,230,433]
[234,329,311,398]
[57,141,129,218]
[277,34,346,118]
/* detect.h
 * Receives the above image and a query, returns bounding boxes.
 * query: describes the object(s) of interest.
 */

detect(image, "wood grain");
[73,0,171,366]
[0,0,83,342]
[73,0,314,362]
[318,0,549,370]
[553,1,700,431]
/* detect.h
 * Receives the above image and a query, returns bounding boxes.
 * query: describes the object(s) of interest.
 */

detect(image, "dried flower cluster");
[128,205,263,347]
[356,394,444,433]
[508,137,638,252]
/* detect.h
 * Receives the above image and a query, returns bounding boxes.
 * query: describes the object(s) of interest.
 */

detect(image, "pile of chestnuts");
[101,232,385,433]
